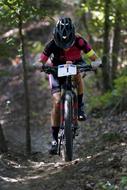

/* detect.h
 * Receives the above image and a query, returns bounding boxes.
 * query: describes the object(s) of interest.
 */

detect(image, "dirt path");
[0,65,127,190]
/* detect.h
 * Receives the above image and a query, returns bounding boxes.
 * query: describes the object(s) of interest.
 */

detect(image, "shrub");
[87,75,127,113]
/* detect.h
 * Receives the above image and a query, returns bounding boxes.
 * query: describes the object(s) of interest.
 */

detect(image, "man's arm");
[78,36,101,66]
[85,49,97,61]
[85,49,102,68]
[40,53,49,63]
[39,39,54,63]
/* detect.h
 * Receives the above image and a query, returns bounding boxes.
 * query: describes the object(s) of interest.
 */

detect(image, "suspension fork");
[60,91,72,129]
[60,91,78,128]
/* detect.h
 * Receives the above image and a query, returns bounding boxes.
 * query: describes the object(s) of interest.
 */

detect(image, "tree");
[111,0,127,80]
[76,0,112,90]
[0,123,8,153]
[77,0,127,91]
[0,0,61,155]
[102,0,112,91]
[112,8,121,80]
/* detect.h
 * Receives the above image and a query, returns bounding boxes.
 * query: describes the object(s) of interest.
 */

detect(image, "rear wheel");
[64,93,73,161]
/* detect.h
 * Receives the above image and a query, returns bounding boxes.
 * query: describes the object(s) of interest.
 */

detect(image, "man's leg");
[48,74,61,154]
[49,92,61,154]
[74,73,87,120]
[51,92,61,141]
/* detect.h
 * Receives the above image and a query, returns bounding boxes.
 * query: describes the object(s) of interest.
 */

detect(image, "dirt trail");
[0,64,127,190]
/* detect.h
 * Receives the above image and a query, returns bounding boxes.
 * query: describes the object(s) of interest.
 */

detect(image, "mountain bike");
[42,62,94,161]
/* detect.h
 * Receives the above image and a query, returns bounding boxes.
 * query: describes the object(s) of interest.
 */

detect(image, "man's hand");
[91,59,102,69]
[66,61,73,64]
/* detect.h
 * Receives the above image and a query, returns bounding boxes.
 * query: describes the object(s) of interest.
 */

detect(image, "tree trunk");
[81,13,94,45]
[112,9,121,80]
[102,0,112,91]
[18,14,31,155]
[0,124,8,153]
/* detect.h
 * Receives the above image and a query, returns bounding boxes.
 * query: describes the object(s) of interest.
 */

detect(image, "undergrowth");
[85,74,127,113]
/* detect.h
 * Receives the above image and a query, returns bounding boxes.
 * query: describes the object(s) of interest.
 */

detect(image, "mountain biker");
[40,17,101,154]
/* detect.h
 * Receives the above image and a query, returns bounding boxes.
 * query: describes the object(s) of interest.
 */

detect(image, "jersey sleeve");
[77,36,95,58]
[40,40,54,63]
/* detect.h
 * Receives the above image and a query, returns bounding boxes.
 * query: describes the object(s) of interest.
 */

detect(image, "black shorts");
[49,74,66,94]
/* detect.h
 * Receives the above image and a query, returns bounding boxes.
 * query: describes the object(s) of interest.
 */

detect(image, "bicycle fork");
[60,92,78,137]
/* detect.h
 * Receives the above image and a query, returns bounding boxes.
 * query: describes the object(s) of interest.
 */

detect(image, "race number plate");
[58,64,77,77]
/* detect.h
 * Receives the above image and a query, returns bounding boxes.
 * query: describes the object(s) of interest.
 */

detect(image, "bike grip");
[41,63,46,72]
[99,63,103,68]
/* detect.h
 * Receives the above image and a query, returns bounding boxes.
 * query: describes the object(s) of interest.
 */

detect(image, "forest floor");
[0,63,127,190]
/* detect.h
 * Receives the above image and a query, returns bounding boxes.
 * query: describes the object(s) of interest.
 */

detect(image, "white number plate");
[58,64,77,77]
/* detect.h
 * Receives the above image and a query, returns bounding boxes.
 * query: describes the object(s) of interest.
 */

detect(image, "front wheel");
[64,93,73,161]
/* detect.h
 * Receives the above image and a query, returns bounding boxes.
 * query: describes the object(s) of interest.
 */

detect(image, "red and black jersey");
[40,35,92,65]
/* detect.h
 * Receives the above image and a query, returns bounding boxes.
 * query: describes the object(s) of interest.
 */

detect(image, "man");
[40,17,101,154]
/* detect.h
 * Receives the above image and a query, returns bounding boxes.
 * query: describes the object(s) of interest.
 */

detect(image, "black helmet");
[53,17,75,49]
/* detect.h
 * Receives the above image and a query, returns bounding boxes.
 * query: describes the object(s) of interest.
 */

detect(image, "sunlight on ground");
[0,175,43,183]
[0,158,84,184]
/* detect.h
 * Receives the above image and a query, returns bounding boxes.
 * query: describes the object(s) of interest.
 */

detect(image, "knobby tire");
[64,93,73,161]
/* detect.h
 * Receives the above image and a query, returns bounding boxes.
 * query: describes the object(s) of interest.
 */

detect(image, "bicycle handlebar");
[41,63,95,75]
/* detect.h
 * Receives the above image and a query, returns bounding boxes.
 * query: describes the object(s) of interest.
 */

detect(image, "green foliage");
[31,111,38,117]
[77,0,105,36]
[79,0,127,30]
[120,176,127,188]
[90,92,113,110]
[0,41,13,57]
[96,176,127,189]
[87,74,127,112]
[114,75,127,97]
[0,0,62,27]
[102,132,121,143]
[0,0,62,59]
[97,181,116,190]
[28,41,43,54]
